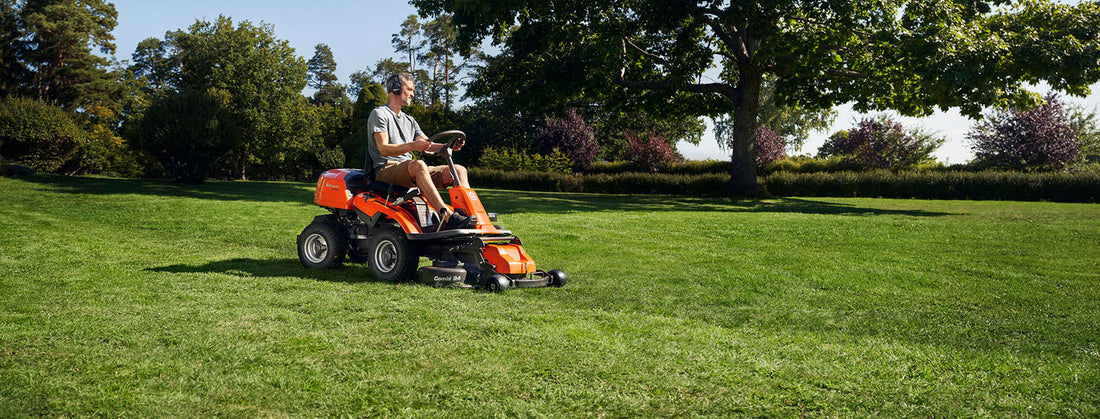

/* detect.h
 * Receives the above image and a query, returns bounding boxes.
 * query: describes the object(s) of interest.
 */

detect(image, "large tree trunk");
[728,69,763,197]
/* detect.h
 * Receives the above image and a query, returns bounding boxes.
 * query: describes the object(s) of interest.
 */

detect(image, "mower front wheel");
[486,274,511,292]
[548,269,567,287]
[297,216,347,269]
[367,225,419,282]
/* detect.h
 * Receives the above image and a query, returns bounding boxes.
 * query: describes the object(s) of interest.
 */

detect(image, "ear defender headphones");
[386,74,403,94]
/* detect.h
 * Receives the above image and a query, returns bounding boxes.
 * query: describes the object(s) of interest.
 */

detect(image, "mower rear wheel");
[367,225,418,282]
[297,216,347,269]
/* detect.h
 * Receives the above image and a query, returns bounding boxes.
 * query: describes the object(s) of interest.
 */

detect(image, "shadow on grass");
[479,190,955,218]
[23,175,953,217]
[149,258,385,285]
[23,174,315,204]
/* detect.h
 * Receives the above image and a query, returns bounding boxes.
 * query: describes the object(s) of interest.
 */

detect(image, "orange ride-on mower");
[296,130,566,292]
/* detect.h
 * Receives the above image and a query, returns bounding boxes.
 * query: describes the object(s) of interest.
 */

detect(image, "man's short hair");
[386,73,414,94]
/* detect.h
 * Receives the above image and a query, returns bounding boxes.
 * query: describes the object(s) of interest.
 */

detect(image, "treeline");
[0,2,706,184]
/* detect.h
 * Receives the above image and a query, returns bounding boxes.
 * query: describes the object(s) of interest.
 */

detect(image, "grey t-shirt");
[366,105,426,170]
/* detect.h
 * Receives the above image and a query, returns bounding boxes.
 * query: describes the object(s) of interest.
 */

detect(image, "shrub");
[819,116,943,169]
[478,147,572,174]
[538,108,599,172]
[0,97,85,173]
[755,126,787,165]
[625,131,682,172]
[129,89,238,183]
[968,93,1080,170]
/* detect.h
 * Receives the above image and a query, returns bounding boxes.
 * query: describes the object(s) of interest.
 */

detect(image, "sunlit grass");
[1,175,1097,416]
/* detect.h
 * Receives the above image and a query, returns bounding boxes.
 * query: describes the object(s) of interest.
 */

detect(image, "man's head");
[386,73,415,107]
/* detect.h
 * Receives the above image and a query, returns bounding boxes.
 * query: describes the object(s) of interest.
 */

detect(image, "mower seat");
[343,169,369,196]
[343,169,409,197]
[367,180,409,197]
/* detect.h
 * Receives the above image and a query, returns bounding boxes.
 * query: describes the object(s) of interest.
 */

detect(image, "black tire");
[367,224,419,282]
[486,274,511,292]
[297,216,347,269]
[548,269,567,287]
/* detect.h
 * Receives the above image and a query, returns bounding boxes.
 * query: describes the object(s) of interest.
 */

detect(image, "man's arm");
[373,132,431,157]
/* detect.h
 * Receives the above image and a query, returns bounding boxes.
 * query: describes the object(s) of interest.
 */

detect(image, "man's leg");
[406,160,448,212]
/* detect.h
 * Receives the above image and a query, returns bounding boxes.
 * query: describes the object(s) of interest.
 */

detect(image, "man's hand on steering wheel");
[424,130,467,156]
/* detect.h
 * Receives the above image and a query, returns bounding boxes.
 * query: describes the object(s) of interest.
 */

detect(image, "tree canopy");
[413,0,1100,195]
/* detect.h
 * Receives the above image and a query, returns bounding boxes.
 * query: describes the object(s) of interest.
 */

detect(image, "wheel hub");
[303,233,329,264]
[374,240,398,273]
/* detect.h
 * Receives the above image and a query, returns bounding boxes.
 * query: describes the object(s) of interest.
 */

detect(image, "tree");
[392,14,421,72]
[307,43,347,106]
[1067,103,1100,165]
[19,0,118,109]
[0,0,28,97]
[128,88,237,183]
[625,131,681,172]
[345,82,388,168]
[129,37,177,93]
[413,0,1100,196]
[0,96,85,172]
[420,14,462,108]
[167,16,310,179]
[968,93,1080,170]
[820,115,943,169]
[369,57,410,85]
[716,76,836,156]
[754,126,786,165]
[537,108,599,172]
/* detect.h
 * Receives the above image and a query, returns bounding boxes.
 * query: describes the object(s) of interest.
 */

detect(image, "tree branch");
[622,37,670,65]
[698,6,749,63]
[617,72,739,98]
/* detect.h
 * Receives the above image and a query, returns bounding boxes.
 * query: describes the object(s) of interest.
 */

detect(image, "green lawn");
[1,175,1098,417]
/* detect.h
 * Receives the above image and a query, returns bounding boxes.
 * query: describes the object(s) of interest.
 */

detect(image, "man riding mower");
[296,130,567,291]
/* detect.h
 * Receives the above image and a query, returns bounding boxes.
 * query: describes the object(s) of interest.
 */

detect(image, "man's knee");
[407,160,429,175]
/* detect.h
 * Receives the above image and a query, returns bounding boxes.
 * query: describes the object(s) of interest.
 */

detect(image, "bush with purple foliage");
[538,108,599,172]
[968,93,1081,170]
[755,126,787,165]
[819,116,943,169]
[625,131,682,172]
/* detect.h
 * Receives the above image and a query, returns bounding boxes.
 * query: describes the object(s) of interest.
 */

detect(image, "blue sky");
[108,0,1100,163]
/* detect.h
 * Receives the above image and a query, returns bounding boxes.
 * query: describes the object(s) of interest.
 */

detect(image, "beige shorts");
[375,160,451,188]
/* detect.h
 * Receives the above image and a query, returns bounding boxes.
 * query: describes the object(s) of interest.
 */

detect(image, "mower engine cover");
[314,169,361,209]
[483,244,535,275]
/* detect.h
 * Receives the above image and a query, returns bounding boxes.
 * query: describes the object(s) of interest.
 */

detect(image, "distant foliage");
[0,97,84,173]
[128,89,238,183]
[755,126,787,165]
[625,131,682,172]
[1067,103,1100,166]
[478,147,572,173]
[968,93,1080,170]
[538,108,599,172]
[819,116,943,169]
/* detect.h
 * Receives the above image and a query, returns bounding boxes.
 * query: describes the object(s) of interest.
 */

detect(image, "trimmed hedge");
[470,168,729,196]
[470,168,1100,202]
[763,170,1100,202]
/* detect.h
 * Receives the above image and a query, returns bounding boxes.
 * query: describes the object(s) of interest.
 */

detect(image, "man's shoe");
[438,209,473,231]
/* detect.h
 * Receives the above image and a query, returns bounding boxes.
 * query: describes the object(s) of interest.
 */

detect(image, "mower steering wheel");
[425,130,466,156]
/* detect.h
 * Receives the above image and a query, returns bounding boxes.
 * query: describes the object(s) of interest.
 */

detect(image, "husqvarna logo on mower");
[467,191,478,201]
[325,183,339,189]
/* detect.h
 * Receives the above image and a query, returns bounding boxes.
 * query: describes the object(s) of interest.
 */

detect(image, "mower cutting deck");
[296,130,566,291]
